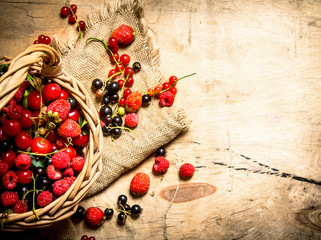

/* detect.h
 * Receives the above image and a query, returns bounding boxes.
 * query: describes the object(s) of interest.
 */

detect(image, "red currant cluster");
[33,35,51,45]
[60,4,86,32]
[0,66,89,219]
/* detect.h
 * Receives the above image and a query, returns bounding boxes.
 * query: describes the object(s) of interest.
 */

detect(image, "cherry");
[34,40,39,44]
[70,4,77,14]
[31,137,51,154]
[62,147,76,159]
[169,87,177,95]
[117,79,125,89]
[43,36,51,45]
[72,133,89,147]
[125,77,134,87]
[79,20,86,31]
[68,14,77,24]
[123,88,132,98]
[162,82,171,90]
[110,53,119,63]
[50,143,59,152]
[124,67,134,78]
[108,37,118,47]
[59,88,70,99]
[1,150,16,167]
[0,126,9,140]
[43,83,61,101]
[17,170,33,184]
[115,64,124,72]
[3,119,22,136]
[28,90,44,110]
[109,69,118,79]
[120,54,130,66]
[169,76,178,86]
[20,109,34,129]
[68,108,81,122]
[60,6,70,17]
[46,130,58,142]
[15,131,32,150]
[38,35,46,44]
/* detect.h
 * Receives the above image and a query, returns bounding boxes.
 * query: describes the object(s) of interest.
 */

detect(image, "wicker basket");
[0,44,102,231]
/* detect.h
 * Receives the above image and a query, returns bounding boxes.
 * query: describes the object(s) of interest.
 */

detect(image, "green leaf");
[30,155,45,168]
[78,114,88,128]
[81,128,88,135]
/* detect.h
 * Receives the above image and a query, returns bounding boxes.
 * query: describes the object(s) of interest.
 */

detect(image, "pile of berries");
[33,35,51,45]
[0,66,89,218]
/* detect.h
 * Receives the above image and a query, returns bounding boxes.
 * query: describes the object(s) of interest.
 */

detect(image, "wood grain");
[1,0,321,239]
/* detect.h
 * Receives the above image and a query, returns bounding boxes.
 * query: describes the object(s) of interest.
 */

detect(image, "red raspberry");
[64,176,76,185]
[130,172,150,195]
[85,207,105,226]
[125,91,142,113]
[52,151,70,169]
[14,81,30,102]
[0,160,9,176]
[2,170,18,189]
[179,163,195,178]
[13,200,28,213]
[53,179,71,196]
[159,91,175,107]
[71,156,85,171]
[63,167,74,177]
[1,191,19,207]
[46,164,62,180]
[37,191,53,207]
[153,156,169,173]
[2,99,23,120]
[15,153,31,170]
[125,113,139,128]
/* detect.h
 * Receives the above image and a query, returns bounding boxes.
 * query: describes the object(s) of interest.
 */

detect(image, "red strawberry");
[111,24,135,45]
[58,118,81,138]
[85,207,105,226]
[130,172,150,195]
[125,91,142,113]
[47,99,71,123]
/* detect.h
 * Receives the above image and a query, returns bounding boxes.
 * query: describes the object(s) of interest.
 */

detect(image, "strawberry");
[47,99,71,123]
[130,172,150,195]
[111,24,135,45]
[58,118,81,139]
[85,207,105,226]
[125,91,142,113]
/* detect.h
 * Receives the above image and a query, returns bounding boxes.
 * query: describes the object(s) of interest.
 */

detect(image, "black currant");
[101,95,110,105]
[99,105,112,119]
[17,185,29,199]
[102,126,111,136]
[67,96,77,109]
[105,116,112,125]
[111,128,122,138]
[92,78,103,90]
[37,177,50,190]
[112,116,123,126]
[104,208,114,219]
[107,82,120,94]
[132,62,141,73]
[117,212,127,225]
[123,204,131,212]
[130,204,142,217]
[34,167,45,177]
[71,206,86,223]
[117,195,127,205]
[110,93,119,102]
[156,146,166,157]
[0,140,10,152]
[45,158,52,167]
[142,94,151,106]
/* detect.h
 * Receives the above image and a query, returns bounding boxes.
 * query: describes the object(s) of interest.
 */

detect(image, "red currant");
[117,79,124,89]
[79,20,86,31]
[124,67,134,78]
[154,85,162,95]
[28,90,45,110]
[60,6,70,17]
[59,88,70,99]
[70,4,77,14]
[109,69,118,79]
[110,53,119,63]
[68,108,81,122]
[108,37,118,47]
[68,14,77,24]
[119,97,126,106]
[120,54,130,66]
[20,109,34,129]
[43,36,51,45]
[15,131,32,150]
[123,88,132,98]
[38,35,46,44]
[31,137,51,154]
[162,82,171,90]
[115,64,124,72]
[147,88,154,97]
[17,170,33,184]
[109,45,118,53]
[73,133,89,147]
[125,77,134,87]
[62,147,77,160]
[169,87,177,95]
[169,76,178,86]
[34,40,39,44]
[3,119,22,137]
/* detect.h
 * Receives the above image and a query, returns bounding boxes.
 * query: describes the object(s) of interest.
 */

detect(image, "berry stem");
[68,5,82,40]
[32,175,39,220]
[109,126,135,135]
[159,72,196,94]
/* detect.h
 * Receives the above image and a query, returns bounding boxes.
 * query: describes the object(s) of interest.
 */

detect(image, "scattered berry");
[117,212,127,225]
[131,204,142,217]
[155,147,166,157]
[72,205,86,222]
[125,91,142,113]
[132,62,141,73]
[104,208,114,218]
[179,163,195,178]
[85,207,105,226]
[117,194,127,205]
[60,6,70,17]
[168,76,178,86]
[68,14,77,24]
[153,156,169,173]
[130,172,150,195]
[159,91,175,107]
[142,94,151,106]
[125,113,139,128]
[120,54,130,66]
[111,24,135,45]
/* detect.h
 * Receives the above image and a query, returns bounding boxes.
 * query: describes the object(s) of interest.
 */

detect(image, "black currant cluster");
[116,194,142,225]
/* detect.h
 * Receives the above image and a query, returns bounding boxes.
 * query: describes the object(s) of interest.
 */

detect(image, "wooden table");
[1,0,321,239]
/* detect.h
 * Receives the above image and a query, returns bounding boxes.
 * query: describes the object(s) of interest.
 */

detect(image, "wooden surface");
[2,0,321,239]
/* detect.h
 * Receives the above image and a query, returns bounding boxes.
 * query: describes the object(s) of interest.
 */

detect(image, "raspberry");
[85,207,105,226]
[130,172,150,195]
[2,99,23,120]
[53,179,71,196]
[15,153,31,170]
[13,200,28,213]
[159,91,175,107]
[179,163,195,178]
[1,191,19,207]
[37,191,53,207]
[64,176,76,185]
[125,91,142,113]
[14,81,30,102]
[52,151,70,169]
[0,160,9,176]
[2,170,18,189]
[125,113,139,128]
[63,167,74,177]
[153,156,169,173]
[46,164,62,180]
[100,120,105,128]
[71,156,85,171]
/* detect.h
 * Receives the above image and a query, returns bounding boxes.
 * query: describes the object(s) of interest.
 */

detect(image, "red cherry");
[68,108,81,122]
[1,150,16,167]
[31,137,51,154]
[71,4,77,14]
[15,131,33,150]
[62,147,77,159]
[50,143,60,152]
[17,170,33,184]
[110,53,119,64]
[43,83,61,101]
[59,88,70,99]
[68,14,77,24]
[0,126,9,140]
[162,82,171,90]
[43,36,51,45]
[124,67,134,78]
[169,76,178,86]
[79,20,86,31]
[28,90,45,110]
[119,97,125,106]
[31,111,45,126]
[125,77,134,87]
[117,79,124,89]
[72,133,89,147]
[169,87,177,95]
[46,130,58,143]
[34,40,39,44]
[109,45,118,53]
[115,64,124,72]
[120,54,130,66]
[3,119,21,136]
[123,88,132,98]
[109,69,118,79]
[38,35,46,44]
[20,109,34,129]
[60,6,71,17]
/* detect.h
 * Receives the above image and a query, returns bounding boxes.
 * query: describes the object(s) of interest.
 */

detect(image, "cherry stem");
[68,5,82,40]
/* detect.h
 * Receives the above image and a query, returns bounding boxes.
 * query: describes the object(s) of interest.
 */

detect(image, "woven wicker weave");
[0,44,102,231]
